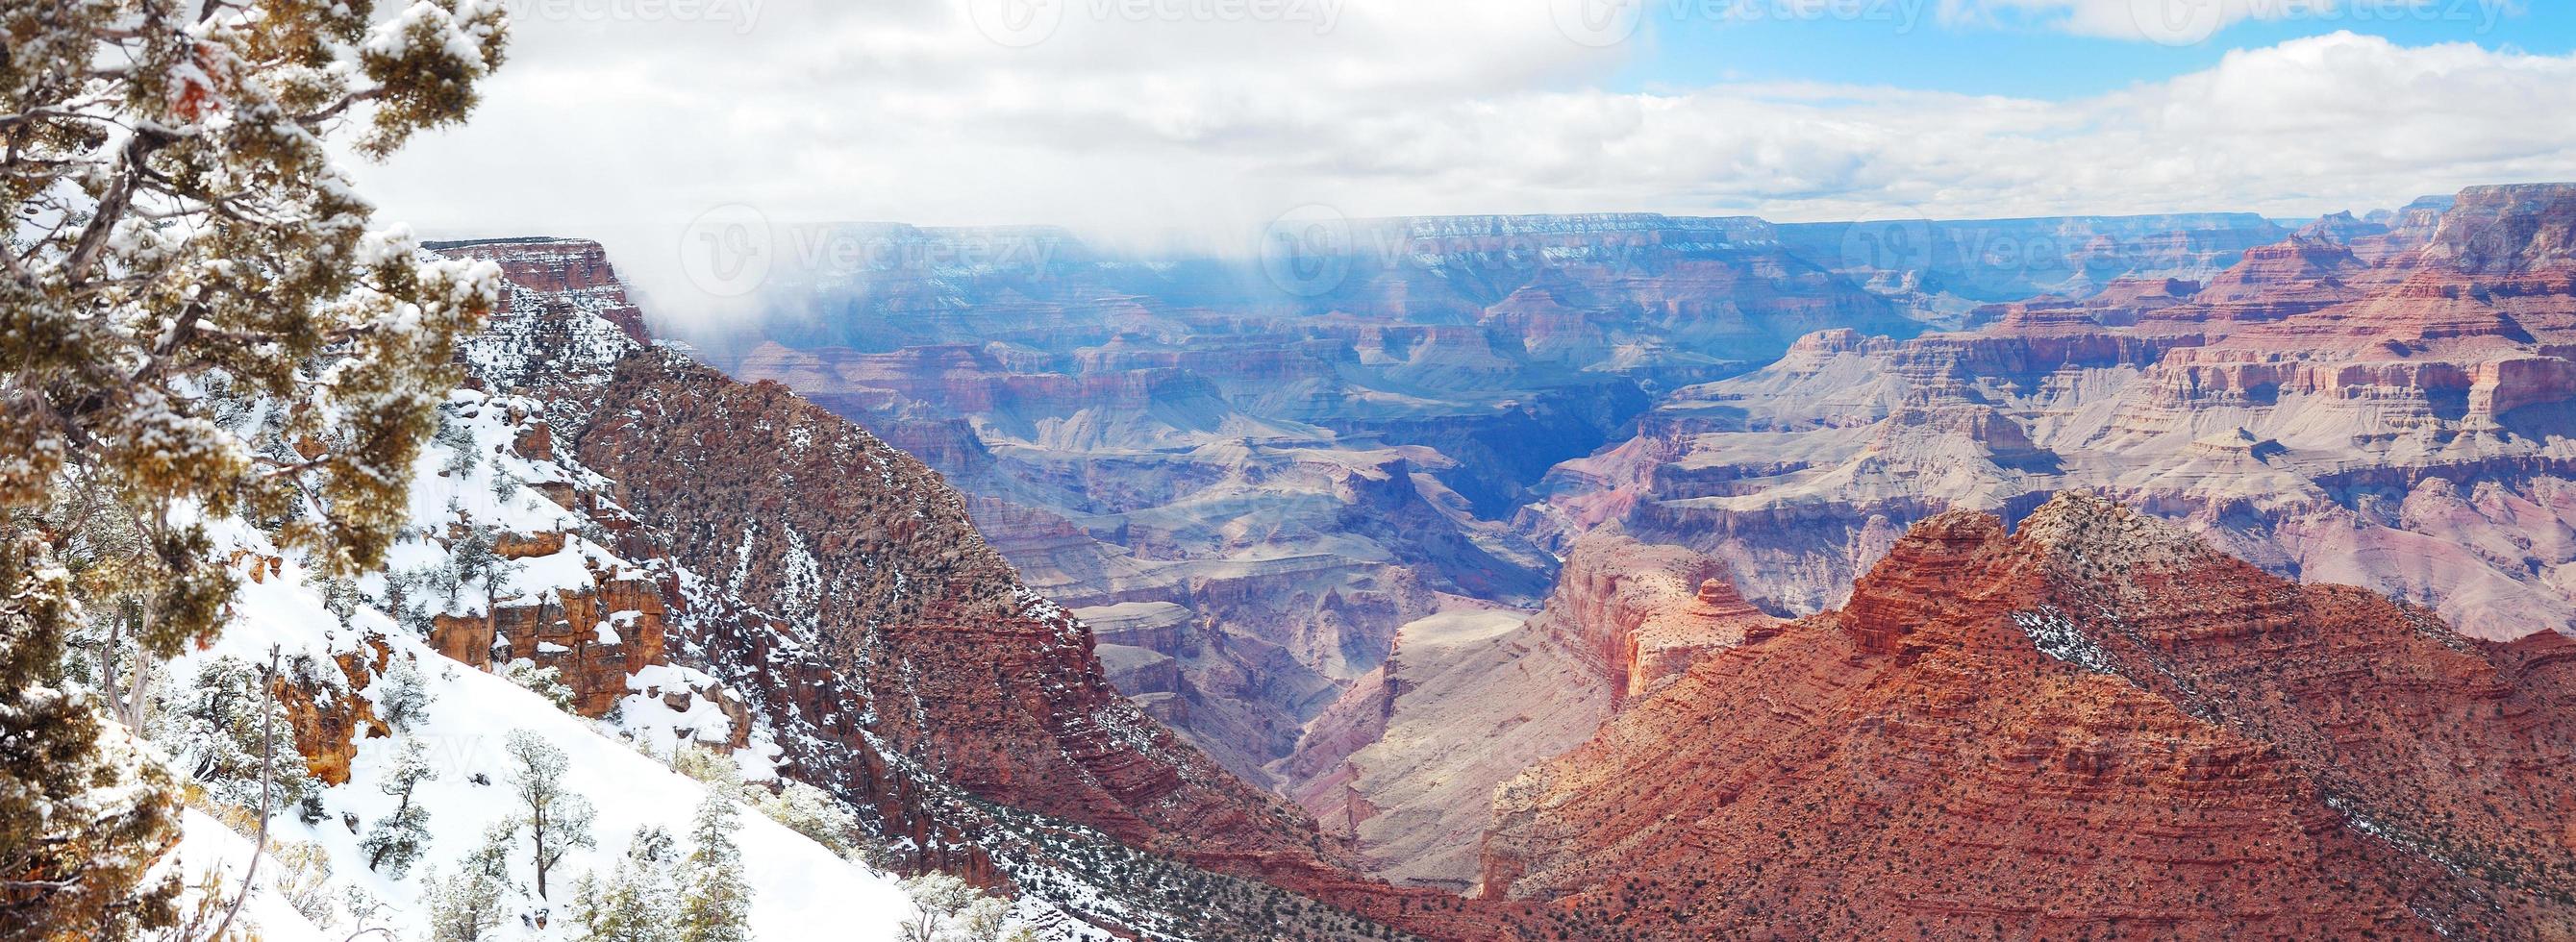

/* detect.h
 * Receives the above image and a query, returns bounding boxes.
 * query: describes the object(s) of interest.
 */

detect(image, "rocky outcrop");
[1549,185,2576,642]
[1481,494,2576,939]
[429,237,648,343]
[436,238,647,400]
[407,392,680,719]
[1268,534,1777,890]
[1534,532,1772,703]
[427,562,668,717]
[270,634,391,786]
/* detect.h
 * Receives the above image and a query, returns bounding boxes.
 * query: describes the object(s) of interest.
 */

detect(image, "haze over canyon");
[581,181,2576,931]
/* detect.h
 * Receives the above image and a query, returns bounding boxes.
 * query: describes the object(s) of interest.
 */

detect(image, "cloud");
[1935,0,2515,45]
[344,2,2576,319]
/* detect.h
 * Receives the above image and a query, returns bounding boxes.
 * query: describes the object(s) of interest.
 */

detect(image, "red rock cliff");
[1482,493,2576,940]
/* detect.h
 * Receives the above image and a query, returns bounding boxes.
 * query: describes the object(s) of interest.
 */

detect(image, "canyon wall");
[452,238,1602,941]
[1539,185,2576,648]
[1482,494,2576,938]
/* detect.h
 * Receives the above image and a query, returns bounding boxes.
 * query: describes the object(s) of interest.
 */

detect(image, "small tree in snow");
[502,658,577,711]
[671,741,750,798]
[505,730,595,898]
[377,654,436,731]
[446,525,521,631]
[361,737,440,878]
[571,826,678,942]
[148,657,318,817]
[435,414,482,479]
[897,872,1014,942]
[270,839,339,928]
[424,822,519,941]
[759,779,859,859]
[676,796,753,942]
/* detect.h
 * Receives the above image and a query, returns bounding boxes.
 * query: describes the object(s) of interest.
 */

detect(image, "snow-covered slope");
[155,387,916,940]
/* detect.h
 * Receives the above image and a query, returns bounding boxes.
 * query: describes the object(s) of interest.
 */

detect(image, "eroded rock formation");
[1540,185,2576,646]
[1273,533,1776,890]
[1482,494,2576,939]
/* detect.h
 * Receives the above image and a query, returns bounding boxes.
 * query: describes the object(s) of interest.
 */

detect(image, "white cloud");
[344,2,2576,318]
[1936,0,2514,44]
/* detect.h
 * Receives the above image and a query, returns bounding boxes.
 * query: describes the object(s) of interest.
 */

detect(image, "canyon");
[421,236,1597,940]
[1541,184,2576,645]
[381,183,2576,937]
[706,210,2292,797]
[1483,493,2576,938]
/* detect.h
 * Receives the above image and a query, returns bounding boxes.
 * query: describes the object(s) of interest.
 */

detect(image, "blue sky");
[1612,2,2576,97]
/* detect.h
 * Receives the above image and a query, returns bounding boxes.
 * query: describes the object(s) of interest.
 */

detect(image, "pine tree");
[447,525,518,618]
[1,1,511,933]
[505,730,595,898]
[676,796,753,942]
[573,827,678,942]
[361,738,440,878]
[377,654,436,732]
[147,657,319,818]
[425,822,519,942]
[758,779,858,858]
[0,534,181,940]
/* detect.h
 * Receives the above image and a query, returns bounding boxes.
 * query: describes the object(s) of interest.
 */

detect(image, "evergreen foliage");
[361,737,440,878]
[675,796,752,942]
[571,826,678,942]
[424,822,519,942]
[505,729,595,898]
[147,657,319,818]
[0,0,510,934]
[377,654,437,732]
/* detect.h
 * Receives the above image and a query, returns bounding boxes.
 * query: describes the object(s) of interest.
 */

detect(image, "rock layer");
[1482,494,2576,939]
[456,238,1599,941]
[1273,533,1776,890]
[1541,185,2576,645]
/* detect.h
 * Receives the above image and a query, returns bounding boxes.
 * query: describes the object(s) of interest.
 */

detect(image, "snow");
[156,386,919,941]
[171,531,914,940]
[2012,606,2118,675]
[170,809,334,942]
